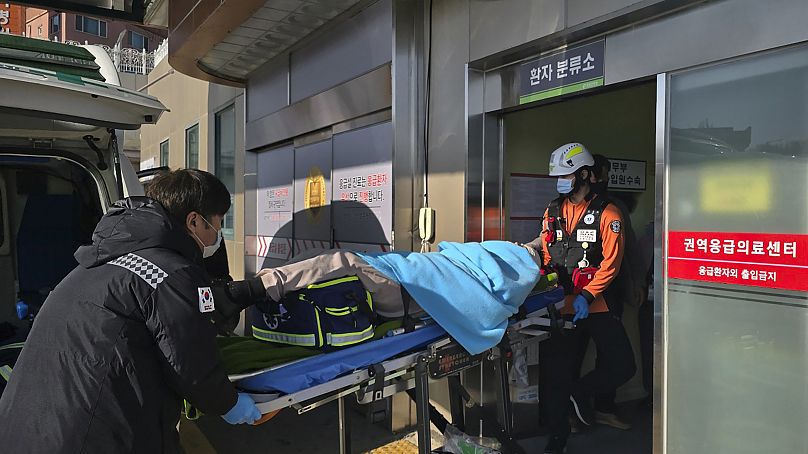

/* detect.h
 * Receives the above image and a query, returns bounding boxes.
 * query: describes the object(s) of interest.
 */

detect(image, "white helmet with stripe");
[548,142,594,176]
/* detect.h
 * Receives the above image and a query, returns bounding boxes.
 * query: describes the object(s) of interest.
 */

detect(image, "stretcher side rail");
[239,297,567,454]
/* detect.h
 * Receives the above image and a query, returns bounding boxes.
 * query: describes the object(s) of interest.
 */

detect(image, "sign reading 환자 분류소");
[667,231,808,292]
[519,40,605,104]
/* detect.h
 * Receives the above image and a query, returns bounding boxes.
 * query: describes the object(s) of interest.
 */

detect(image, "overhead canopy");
[167,0,368,85]
[14,0,151,23]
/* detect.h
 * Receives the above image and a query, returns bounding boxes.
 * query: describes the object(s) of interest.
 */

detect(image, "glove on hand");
[572,295,590,323]
[222,393,261,425]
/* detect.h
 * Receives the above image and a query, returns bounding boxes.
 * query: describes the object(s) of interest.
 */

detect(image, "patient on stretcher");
[250,241,545,355]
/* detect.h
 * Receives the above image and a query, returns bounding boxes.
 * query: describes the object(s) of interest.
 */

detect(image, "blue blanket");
[356,241,540,354]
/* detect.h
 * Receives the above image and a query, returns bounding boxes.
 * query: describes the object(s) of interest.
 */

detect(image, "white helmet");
[548,142,594,176]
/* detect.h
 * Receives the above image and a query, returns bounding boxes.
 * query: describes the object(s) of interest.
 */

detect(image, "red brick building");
[23,6,165,51]
[0,3,25,35]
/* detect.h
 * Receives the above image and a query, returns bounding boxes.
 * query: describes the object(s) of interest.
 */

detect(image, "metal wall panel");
[566,0,647,27]
[244,150,258,276]
[653,72,667,454]
[466,68,484,242]
[332,121,393,245]
[482,114,501,240]
[483,70,504,113]
[290,0,392,103]
[245,64,392,150]
[604,0,808,85]
[428,0,471,244]
[392,0,425,252]
[247,57,289,123]
[468,0,565,62]
[257,145,295,239]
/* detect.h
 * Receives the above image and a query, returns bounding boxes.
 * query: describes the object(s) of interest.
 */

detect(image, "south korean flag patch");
[198,287,215,313]
[610,220,622,234]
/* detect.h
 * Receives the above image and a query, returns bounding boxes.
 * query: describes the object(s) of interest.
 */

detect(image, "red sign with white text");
[667,231,808,292]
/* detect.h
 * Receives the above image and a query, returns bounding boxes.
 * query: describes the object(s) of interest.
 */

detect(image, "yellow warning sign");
[304,166,327,222]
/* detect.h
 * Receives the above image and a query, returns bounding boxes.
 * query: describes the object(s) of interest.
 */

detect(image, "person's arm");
[523,208,552,267]
[143,266,238,416]
[580,204,625,303]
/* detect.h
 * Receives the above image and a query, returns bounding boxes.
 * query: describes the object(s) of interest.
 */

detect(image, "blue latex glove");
[222,393,261,425]
[572,295,589,323]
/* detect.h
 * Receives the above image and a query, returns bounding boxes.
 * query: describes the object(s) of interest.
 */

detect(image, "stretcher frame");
[236,299,571,454]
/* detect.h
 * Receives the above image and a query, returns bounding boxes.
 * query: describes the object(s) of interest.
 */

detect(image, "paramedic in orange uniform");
[523,143,635,454]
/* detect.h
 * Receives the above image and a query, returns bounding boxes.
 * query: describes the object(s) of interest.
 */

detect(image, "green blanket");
[184,320,403,420]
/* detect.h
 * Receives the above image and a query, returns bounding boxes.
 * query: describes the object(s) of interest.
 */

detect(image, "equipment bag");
[571,266,598,294]
[251,276,375,349]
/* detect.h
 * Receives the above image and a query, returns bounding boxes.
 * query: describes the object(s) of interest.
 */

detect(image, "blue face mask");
[557,177,574,194]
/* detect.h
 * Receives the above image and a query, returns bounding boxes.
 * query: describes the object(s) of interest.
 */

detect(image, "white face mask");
[556,177,575,194]
[191,216,222,258]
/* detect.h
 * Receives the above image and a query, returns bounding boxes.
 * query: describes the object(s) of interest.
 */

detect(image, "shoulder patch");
[610,220,622,233]
[109,253,168,289]
[198,287,215,313]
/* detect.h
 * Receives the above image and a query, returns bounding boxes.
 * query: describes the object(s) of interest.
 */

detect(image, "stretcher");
[230,286,570,454]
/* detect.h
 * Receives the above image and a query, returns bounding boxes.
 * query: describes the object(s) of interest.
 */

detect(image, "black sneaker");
[569,392,594,426]
[544,435,568,454]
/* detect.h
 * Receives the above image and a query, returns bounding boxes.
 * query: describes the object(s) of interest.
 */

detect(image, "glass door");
[664,45,808,454]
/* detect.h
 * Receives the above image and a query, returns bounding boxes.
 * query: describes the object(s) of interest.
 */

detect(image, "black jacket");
[0,197,237,453]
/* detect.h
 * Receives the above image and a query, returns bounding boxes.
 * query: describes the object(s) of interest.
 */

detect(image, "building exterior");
[24,7,165,50]
[139,58,246,279]
[2,5,168,167]
[0,3,25,35]
[154,1,808,452]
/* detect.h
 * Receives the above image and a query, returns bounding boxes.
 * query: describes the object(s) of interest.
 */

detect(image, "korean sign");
[608,159,646,191]
[257,145,294,239]
[332,122,393,246]
[253,145,294,262]
[668,231,808,292]
[519,40,605,104]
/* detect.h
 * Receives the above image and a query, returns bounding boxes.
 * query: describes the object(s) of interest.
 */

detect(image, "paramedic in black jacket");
[0,169,261,453]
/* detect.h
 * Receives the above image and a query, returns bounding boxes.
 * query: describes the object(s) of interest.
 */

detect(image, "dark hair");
[145,169,231,226]
[592,154,611,181]
[572,166,593,193]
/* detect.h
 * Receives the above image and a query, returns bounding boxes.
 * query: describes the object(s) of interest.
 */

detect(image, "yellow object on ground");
[365,438,419,454]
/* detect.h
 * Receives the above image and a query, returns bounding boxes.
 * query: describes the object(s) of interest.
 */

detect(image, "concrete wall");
[140,59,246,279]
